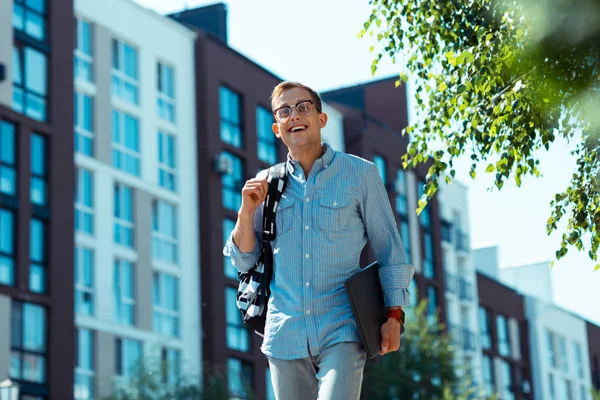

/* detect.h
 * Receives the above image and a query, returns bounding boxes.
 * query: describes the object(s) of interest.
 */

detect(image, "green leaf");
[595,264,600,272]
[485,164,495,173]
[469,170,476,179]
[438,82,448,92]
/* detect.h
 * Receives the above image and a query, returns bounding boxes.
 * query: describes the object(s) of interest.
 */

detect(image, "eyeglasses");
[272,100,321,122]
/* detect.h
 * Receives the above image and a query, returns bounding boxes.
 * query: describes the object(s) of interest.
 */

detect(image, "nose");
[289,106,301,120]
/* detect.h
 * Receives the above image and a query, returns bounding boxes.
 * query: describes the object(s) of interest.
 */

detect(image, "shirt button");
[306,197,310,202]
[305,253,310,259]
[333,201,338,206]
[324,164,328,168]
[306,310,311,315]
[305,225,309,230]
[305,282,310,287]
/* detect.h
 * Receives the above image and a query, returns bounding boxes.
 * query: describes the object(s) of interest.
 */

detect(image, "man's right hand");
[240,177,268,215]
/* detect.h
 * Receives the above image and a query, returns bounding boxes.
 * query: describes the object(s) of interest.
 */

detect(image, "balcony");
[462,328,477,351]
[459,278,473,301]
[455,230,470,252]
[445,273,457,294]
[441,220,452,243]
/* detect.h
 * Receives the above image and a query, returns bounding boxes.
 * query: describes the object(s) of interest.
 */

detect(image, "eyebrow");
[276,99,311,108]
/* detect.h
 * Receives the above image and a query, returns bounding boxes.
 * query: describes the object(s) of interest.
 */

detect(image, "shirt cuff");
[383,288,411,308]
[223,234,261,274]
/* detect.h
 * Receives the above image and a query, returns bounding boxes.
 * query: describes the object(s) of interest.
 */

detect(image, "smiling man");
[223,82,414,400]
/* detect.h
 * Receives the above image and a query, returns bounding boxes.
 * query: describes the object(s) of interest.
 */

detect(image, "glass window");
[114,183,134,247]
[0,208,15,286]
[158,132,176,192]
[227,358,253,399]
[115,338,142,378]
[75,247,94,316]
[0,120,17,196]
[479,307,491,350]
[75,18,94,82]
[157,62,175,123]
[114,259,135,325]
[418,181,430,227]
[223,218,237,279]
[547,330,557,368]
[75,168,94,235]
[161,348,181,385]
[423,233,434,278]
[549,372,556,400]
[221,152,244,211]
[29,218,46,293]
[558,335,569,372]
[10,301,47,383]
[574,342,584,379]
[12,45,48,121]
[13,0,46,41]
[152,200,178,264]
[74,328,94,400]
[112,39,139,105]
[112,110,140,177]
[500,361,514,400]
[257,106,277,164]
[225,287,250,352]
[152,271,180,337]
[373,155,387,185]
[482,355,494,397]
[75,92,94,156]
[220,86,243,147]
[497,314,510,357]
[30,133,47,206]
[557,377,572,400]
[427,286,437,325]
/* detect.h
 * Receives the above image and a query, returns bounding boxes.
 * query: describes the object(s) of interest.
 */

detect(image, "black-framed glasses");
[272,100,321,122]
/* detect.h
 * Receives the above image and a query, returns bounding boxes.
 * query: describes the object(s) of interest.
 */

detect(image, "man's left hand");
[379,318,402,355]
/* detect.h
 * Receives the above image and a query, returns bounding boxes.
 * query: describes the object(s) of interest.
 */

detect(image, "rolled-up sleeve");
[360,163,415,307]
[223,203,264,274]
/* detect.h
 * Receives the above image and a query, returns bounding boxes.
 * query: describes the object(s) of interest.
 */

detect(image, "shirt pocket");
[317,197,352,232]
[274,196,294,235]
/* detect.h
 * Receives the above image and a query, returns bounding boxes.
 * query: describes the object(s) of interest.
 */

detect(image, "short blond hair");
[270,81,323,113]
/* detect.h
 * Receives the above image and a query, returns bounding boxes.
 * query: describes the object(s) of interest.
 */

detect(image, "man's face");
[271,87,328,150]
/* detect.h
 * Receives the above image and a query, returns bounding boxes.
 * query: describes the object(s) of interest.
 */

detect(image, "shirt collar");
[286,143,334,175]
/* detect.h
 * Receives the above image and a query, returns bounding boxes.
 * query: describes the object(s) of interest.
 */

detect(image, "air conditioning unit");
[213,152,233,176]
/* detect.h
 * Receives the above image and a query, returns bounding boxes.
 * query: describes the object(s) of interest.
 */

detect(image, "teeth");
[290,126,305,132]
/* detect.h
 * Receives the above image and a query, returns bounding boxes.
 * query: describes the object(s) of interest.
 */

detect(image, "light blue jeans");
[267,341,367,400]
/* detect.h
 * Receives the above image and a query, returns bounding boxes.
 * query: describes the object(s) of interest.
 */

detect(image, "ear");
[319,112,328,128]
[272,122,281,139]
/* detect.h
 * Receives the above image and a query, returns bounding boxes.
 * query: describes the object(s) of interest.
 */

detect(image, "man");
[223,82,414,400]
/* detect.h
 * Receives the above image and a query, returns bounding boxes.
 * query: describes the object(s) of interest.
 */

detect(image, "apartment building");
[0,0,76,398]
[72,0,201,398]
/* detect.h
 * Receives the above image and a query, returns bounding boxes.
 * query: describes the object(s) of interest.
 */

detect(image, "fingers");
[379,322,401,355]
[242,179,268,203]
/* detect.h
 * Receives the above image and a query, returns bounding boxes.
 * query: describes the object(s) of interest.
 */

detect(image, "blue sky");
[136,0,600,324]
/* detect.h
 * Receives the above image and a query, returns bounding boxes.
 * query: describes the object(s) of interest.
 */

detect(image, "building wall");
[587,321,600,391]
[500,262,554,304]
[74,0,201,395]
[0,0,13,106]
[526,297,593,400]
[320,102,345,153]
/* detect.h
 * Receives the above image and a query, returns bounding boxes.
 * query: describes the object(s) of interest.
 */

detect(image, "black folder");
[345,261,405,359]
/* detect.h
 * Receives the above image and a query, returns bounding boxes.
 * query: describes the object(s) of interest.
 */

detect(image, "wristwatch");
[387,308,405,325]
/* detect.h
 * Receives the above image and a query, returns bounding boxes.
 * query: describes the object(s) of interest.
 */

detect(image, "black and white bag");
[236,162,288,336]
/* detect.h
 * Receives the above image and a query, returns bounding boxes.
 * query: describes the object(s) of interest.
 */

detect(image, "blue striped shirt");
[223,143,415,360]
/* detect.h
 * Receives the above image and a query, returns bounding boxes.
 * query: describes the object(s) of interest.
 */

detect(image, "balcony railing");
[445,273,457,294]
[455,230,470,252]
[462,328,477,351]
[459,278,473,301]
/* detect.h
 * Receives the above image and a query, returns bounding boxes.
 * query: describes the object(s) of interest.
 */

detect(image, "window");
[114,259,135,325]
[10,302,47,383]
[497,314,510,357]
[114,183,134,247]
[158,132,176,192]
[220,86,243,147]
[221,152,244,211]
[479,307,491,350]
[581,384,589,400]
[373,155,387,184]
[423,233,434,278]
[29,218,46,293]
[558,377,573,400]
[30,133,47,206]
[574,342,584,379]
[482,355,494,397]
[547,330,557,368]
[115,338,142,378]
[74,329,94,400]
[152,200,178,264]
[427,286,437,324]
[500,361,514,400]
[549,373,556,400]
[75,247,94,316]
[112,110,140,176]
[257,106,276,164]
[75,92,94,156]
[394,170,411,264]
[157,63,175,122]
[559,335,569,372]
[0,120,17,196]
[418,181,430,227]
[161,348,181,385]
[223,219,237,279]
[12,45,48,121]
[112,39,139,104]
[75,18,93,82]
[152,271,180,337]
[0,209,15,286]
[13,0,46,41]
[227,358,253,399]
[76,168,94,235]
[225,287,250,352]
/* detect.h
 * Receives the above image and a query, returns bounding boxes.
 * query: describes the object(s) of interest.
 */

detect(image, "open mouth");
[289,125,308,133]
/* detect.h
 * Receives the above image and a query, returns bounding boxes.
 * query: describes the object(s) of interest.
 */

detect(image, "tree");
[360,0,600,269]
[361,301,495,399]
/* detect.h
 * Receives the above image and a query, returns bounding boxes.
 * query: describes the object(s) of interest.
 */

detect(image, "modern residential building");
[73,0,201,398]
[169,6,346,400]
[587,321,600,392]
[0,0,77,398]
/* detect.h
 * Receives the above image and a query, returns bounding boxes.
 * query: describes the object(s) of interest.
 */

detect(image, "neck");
[289,143,324,176]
